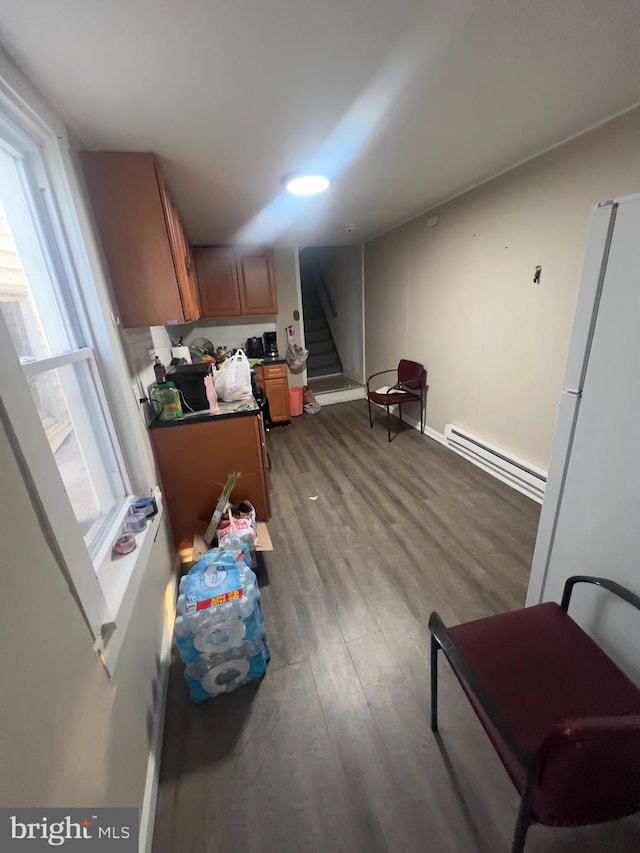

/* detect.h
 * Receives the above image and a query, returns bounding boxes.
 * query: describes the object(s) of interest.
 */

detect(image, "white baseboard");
[444,424,546,503]
[400,416,448,447]
[422,423,448,446]
[315,386,365,406]
[371,403,543,502]
[139,567,178,853]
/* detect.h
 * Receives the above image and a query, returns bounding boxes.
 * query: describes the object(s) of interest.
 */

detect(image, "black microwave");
[167,363,212,413]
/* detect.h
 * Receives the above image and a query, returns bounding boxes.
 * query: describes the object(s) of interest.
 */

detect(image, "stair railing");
[315,270,337,319]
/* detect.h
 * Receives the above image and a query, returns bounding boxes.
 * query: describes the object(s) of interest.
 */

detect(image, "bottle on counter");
[154,356,167,384]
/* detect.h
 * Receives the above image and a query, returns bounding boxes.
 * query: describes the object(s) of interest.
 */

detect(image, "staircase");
[302,286,342,379]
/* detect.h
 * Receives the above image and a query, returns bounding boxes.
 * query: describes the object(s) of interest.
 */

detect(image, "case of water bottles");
[174,537,269,703]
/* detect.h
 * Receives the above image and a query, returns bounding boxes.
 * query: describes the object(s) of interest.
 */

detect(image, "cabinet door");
[81,152,185,327]
[194,248,242,317]
[237,249,278,315]
[150,415,270,550]
[185,241,202,319]
[156,167,200,322]
[174,215,200,321]
[265,376,290,423]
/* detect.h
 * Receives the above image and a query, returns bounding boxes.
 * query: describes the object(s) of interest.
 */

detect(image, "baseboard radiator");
[444,424,546,503]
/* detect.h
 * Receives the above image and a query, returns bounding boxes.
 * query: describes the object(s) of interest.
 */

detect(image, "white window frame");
[0,333,113,639]
[0,57,165,674]
[0,135,131,543]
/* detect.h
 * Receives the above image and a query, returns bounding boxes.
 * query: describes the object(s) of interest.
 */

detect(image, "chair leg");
[387,406,391,442]
[430,635,439,732]
[367,397,373,428]
[420,391,425,434]
[511,799,533,853]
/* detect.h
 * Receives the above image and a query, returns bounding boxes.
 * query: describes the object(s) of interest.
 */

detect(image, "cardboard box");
[180,522,273,565]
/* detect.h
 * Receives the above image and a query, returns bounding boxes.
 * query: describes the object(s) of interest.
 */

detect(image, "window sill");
[96,489,165,675]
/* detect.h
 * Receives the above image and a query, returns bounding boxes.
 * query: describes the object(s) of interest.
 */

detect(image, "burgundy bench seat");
[429,576,640,852]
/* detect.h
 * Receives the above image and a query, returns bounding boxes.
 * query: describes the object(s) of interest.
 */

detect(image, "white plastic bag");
[217,502,257,551]
[284,325,308,372]
[213,349,252,402]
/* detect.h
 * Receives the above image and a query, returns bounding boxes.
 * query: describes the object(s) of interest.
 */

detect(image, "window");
[0,81,169,675]
[0,138,127,558]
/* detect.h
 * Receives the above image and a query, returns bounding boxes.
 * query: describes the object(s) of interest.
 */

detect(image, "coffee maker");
[263,331,279,360]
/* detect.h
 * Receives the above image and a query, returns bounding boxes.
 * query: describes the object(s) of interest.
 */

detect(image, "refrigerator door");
[532,195,640,681]
[562,201,616,393]
[527,202,616,605]
[526,390,580,605]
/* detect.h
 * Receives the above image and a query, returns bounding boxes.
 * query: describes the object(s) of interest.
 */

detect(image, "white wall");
[0,394,175,811]
[177,318,276,356]
[272,246,305,387]
[0,47,176,831]
[364,107,640,470]
[121,326,173,389]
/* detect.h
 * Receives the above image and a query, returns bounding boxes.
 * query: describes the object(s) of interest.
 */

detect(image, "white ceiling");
[1,0,639,247]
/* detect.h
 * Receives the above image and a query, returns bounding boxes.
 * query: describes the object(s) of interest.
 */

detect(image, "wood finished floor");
[308,374,364,394]
[152,401,640,853]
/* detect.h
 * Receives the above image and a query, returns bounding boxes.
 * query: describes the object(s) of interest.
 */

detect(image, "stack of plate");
[189,337,215,363]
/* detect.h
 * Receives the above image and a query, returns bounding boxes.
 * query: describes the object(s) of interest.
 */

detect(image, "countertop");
[149,396,260,429]
[252,357,286,366]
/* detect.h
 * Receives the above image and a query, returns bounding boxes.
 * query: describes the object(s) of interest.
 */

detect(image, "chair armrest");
[366,369,396,393]
[429,611,532,767]
[539,715,640,749]
[530,714,640,787]
[561,576,640,613]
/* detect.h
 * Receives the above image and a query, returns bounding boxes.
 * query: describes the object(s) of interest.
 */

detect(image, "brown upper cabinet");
[193,248,241,317]
[194,247,277,318]
[80,152,200,328]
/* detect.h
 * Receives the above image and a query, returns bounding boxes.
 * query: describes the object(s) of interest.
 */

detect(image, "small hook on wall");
[533,265,542,285]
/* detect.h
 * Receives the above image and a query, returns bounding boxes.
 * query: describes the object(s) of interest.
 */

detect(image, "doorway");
[298,245,364,395]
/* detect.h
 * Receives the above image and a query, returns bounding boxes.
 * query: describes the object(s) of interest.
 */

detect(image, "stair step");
[307,365,343,379]
[307,351,342,371]
[304,316,329,333]
[307,338,335,356]
[303,306,325,323]
[302,283,342,376]
[304,327,330,345]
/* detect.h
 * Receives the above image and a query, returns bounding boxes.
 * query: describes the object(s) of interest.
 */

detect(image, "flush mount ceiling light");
[282,173,330,196]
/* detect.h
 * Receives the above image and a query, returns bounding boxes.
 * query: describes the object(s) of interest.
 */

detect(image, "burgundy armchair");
[429,576,640,853]
[367,359,428,442]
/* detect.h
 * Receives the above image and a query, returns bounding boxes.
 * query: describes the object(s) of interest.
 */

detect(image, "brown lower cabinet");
[256,363,290,423]
[150,413,270,551]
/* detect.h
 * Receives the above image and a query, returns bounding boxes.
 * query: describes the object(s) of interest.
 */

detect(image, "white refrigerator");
[526,192,640,683]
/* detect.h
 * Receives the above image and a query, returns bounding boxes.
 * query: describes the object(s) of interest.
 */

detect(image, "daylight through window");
[0,141,127,557]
